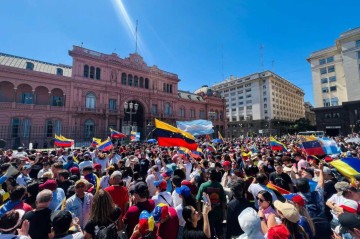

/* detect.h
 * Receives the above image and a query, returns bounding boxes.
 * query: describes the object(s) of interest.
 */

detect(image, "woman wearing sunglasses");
[256,190,280,235]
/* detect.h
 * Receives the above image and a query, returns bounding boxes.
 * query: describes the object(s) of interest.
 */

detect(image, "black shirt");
[84,207,121,238]
[183,223,208,239]
[23,208,52,239]
[58,180,74,197]
[226,198,253,239]
[269,172,292,191]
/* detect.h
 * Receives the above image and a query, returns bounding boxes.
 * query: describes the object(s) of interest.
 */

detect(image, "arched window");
[179,108,185,118]
[95,67,101,80]
[90,66,95,79]
[165,103,171,116]
[85,119,95,138]
[121,73,127,85]
[215,110,219,120]
[139,77,144,88]
[22,118,31,138]
[84,65,89,77]
[134,76,139,87]
[85,93,96,109]
[46,120,53,137]
[128,74,133,86]
[145,78,149,89]
[54,120,62,135]
[11,118,20,137]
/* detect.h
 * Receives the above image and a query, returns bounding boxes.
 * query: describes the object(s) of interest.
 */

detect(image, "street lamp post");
[350,124,355,134]
[208,111,216,138]
[124,101,139,132]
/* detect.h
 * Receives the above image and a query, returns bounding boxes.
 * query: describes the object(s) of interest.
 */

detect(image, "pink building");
[0,46,226,148]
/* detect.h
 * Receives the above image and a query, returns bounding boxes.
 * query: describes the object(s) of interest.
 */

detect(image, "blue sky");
[2,0,360,105]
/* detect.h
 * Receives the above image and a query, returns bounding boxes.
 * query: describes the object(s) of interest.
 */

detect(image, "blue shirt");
[49,188,65,211]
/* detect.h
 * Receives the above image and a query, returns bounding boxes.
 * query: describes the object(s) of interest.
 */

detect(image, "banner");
[131,131,140,142]
[176,120,214,136]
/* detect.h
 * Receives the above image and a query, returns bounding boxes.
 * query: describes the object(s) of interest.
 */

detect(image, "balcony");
[0,102,66,111]
[73,107,105,114]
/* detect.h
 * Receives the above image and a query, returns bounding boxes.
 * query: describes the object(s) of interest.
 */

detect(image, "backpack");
[301,192,322,219]
[95,222,118,239]
[95,220,127,239]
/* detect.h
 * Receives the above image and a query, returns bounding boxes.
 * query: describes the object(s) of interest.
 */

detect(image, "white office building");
[307,27,360,108]
[211,71,304,135]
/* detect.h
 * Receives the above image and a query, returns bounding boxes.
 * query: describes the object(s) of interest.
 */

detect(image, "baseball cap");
[154,180,167,190]
[222,161,231,167]
[93,163,102,170]
[274,200,300,223]
[175,185,191,197]
[322,166,332,175]
[75,179,88,188]
[339,212,360,234]
[22,164,31,170]
[39,179,57,191]
[51,210,72,234]
[152,203,169,222]
[69,167,80,175]
[138,210,155,235]
[303,168,314,178]
[283,194,305,207]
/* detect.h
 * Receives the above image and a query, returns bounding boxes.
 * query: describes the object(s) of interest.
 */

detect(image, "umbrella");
[147,139,157,143]
[345,138,360,143]
[212,138,223,143]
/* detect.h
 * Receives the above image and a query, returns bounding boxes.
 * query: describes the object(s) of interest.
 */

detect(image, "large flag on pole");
[54,134,74,147]
[155,119,198,150]
[109,128,126,139]
[97,138,113,151]
[318,137,341,155]
[269,137,287,152]
[302,140,325,156]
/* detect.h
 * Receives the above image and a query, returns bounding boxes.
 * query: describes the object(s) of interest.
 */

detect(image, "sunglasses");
[256,196,265,203]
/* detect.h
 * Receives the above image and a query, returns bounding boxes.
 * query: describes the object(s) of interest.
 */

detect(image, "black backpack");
[95,221,127,239]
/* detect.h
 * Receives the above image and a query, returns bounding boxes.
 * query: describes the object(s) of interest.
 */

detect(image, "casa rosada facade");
[0,46,226,149]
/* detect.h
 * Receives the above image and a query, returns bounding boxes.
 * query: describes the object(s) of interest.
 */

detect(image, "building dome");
[194,85,214,96]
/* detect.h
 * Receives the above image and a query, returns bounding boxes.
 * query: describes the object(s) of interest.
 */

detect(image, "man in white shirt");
[152,180,173,207]
[146,165,161,197]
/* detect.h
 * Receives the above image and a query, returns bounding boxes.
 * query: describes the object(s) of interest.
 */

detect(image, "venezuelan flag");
[330,158,360,181]
[207,143,217,153]
[269,137,287,152]
[110,128,126,139]
[301,140,325,156]
[91,137,102,147]
[178,147,190,159]
[54,134,74,147]
[155,119,198,151]
[97,138,113,151]
[190,147,204,160]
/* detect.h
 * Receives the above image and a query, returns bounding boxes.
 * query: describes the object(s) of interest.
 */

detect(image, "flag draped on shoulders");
[155,119,198,150]
[269,137,287,152]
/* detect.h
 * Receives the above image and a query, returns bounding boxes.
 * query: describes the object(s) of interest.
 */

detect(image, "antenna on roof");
[260,44,264,71]
[221,44,224,80]
[135,20,138,53]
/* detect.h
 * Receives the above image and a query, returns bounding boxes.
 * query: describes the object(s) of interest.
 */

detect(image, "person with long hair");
[175,185,197,239]
[287,195,315,239]
[84,189,121,239]
[257,190,279,235]
[182,193,211,239]
[274,200,309,239]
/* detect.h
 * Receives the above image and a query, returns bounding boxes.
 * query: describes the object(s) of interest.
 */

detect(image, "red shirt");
[123,199,155,236]
[157,207,179,239]
[105,185,129,214]
[14,201,33,212]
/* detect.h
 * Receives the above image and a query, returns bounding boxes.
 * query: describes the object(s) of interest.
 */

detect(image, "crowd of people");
[1,134,360,239]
